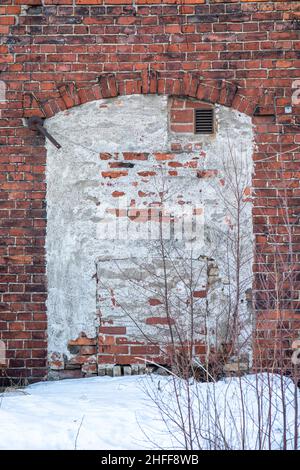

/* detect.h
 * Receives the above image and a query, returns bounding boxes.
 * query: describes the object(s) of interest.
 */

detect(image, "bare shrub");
[97,141,300,449]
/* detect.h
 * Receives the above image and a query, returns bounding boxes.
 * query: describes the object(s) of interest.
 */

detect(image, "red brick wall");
[0,0,300,383]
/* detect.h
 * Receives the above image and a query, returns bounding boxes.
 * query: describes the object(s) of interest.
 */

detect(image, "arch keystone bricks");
[22,71,260,120]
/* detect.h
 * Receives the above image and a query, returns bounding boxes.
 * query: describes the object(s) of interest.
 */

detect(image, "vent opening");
[194,108,214,135]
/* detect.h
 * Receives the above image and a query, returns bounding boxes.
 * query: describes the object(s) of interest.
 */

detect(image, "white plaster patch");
[0,80,6,117]
[45,95,254,358]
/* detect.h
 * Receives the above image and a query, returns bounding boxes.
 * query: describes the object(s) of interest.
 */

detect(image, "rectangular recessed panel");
[194,108,214,134]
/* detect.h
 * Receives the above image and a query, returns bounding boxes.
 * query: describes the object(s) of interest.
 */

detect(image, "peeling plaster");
[45,95,254,359]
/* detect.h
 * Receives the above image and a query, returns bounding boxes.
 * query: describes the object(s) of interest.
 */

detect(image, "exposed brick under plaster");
[0,1,300,383]
[45,94,254,379]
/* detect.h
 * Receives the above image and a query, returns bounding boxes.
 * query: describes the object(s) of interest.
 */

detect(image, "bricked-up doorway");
[45,93,254,378]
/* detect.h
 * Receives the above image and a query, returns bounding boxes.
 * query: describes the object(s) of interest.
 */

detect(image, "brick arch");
[23,71,261,120]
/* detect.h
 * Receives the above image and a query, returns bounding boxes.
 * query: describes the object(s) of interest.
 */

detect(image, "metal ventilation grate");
[194,108,214,134]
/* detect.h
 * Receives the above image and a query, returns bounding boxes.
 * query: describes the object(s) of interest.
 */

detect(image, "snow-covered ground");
[0,373,299,450]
